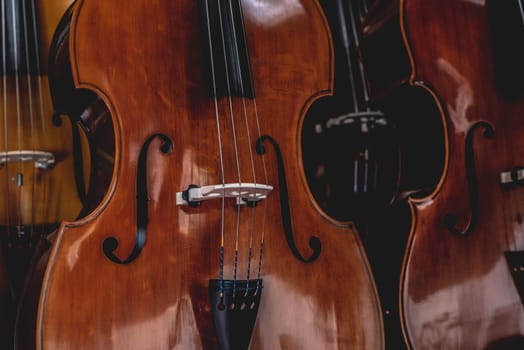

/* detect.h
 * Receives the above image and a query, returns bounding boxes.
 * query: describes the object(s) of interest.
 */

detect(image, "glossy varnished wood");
[35,0,384,349]
[0,0,81,228]
[399,0,524,348]
[0,1,78,348]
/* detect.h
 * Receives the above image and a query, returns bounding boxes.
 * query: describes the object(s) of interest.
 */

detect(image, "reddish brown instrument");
[34,0,384,349]
[397,0,524,348]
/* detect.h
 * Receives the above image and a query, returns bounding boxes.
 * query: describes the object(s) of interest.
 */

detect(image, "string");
[228,0,269,296]
[204,0,269,302]
[216,0,244,300]
[346,0,371,109]
[250,99,267,296]
[247,88,268,295]
[203,0,227,300]
[10,0,23,240]
[225,0,259,298]
[21,0,37,242]
[348,0,387,197]
[226,0,257,185]
[29,0,49,239]
[335,0,359,112]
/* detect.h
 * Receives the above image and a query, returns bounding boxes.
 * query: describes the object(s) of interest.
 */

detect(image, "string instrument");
[359,2,447,349]
[303,0,398,224]
[0,0,86,348]
[303,1,402,345]
[33,0,384,349]
[378,0,524,348]
[0,0,84,248]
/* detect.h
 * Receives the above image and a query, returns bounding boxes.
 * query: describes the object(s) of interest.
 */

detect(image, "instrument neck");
[334,0,372,112]
[2,0,41,75]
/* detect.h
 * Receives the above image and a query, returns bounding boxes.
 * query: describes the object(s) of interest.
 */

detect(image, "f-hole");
[198,0,323,262]
[256,136,322,263]
[103,133,173,264]
[444,121,495,237]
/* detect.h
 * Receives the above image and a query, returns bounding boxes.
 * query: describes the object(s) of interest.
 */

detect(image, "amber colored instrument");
[380,0,524,348]
[31,0,384,349]
[0,0,87,348]
[0,0,83,246]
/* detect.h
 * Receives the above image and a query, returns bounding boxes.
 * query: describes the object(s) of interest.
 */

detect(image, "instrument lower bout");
[30,0,385,349]
[387,0,524,348]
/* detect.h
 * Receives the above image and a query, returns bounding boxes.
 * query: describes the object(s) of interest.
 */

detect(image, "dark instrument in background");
[359,1,447,348]
[0,0,88,348]
[30,0,384,349]
[303,1,406,348]
[368,0,524,348]
[303,0,399,224]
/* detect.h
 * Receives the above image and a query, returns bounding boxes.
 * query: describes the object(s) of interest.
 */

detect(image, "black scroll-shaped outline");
[256,135,321,262]
[103,133,173,264]
[444,121,495,237]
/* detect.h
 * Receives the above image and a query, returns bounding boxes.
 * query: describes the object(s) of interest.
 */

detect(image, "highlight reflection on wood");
[34,0,384,349]
[399,0,524,348]
[0,0,83,234]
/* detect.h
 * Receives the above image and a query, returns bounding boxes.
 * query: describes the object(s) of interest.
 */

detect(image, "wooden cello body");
[398,0,524,348]
[34,0,384,349]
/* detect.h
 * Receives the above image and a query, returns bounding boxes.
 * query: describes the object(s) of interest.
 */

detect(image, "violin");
[31,0,385,349]
[365,0,524,348]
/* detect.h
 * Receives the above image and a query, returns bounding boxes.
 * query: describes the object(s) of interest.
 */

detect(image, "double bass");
[386,0,524,348]
[32,0,384,349]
